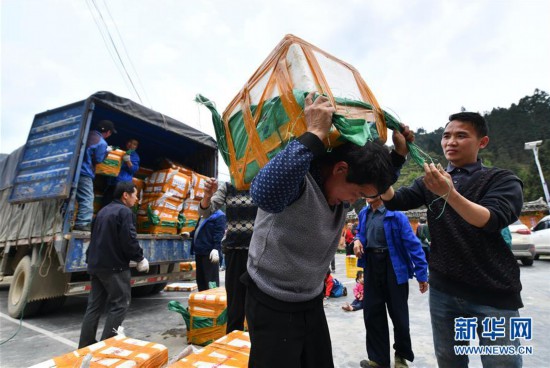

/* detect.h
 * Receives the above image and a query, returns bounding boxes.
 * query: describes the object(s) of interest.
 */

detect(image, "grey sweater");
[247,173,346,302]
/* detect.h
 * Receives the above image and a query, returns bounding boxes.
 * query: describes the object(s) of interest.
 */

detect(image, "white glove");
[106,145,114,153]
[136,258,149,272]
[122,154,131,162]
[209,249,220,264]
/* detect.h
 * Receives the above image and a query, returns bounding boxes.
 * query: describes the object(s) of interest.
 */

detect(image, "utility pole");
[524,140,550,207]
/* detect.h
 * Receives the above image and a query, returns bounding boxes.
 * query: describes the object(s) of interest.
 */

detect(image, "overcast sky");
[1,0,549,178]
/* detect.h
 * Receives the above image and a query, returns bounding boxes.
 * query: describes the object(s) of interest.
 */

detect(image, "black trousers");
[363,252,413,366]
[225,249,248,333]
[195,254,220,291]
[79,270,131,348]
[245,283,334,368]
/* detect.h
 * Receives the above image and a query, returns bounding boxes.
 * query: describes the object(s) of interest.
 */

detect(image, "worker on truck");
[74,120,116,232]
[102,138,140,206]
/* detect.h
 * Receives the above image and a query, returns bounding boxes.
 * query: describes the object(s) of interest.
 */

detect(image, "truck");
[0,91,218,318]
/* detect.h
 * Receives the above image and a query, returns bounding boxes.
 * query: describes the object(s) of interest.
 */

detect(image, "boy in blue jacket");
[103,138,140,206]
[190,209,226,291]
[354,196,428,368]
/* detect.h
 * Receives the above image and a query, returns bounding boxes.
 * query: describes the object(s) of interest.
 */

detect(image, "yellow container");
[346,255,362,278]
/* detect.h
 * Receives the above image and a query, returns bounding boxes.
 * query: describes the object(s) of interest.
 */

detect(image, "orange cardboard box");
[168,330,250,367]
[29,334,168,368]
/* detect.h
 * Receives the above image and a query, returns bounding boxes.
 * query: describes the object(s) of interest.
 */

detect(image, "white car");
[532,215,550,259]
[509,220,535,266]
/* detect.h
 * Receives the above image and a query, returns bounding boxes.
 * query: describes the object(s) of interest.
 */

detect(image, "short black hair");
[322,140,396,194]
[113,181,136,200]
[356,270,364,282]
[448,112,488,138]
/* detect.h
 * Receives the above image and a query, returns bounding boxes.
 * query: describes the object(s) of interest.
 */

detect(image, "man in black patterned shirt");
[199,180,257,333]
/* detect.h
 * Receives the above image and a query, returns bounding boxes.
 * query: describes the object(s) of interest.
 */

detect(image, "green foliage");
[404,89,550,201]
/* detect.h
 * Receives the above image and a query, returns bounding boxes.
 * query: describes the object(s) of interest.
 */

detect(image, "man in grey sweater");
[242,92,413,367]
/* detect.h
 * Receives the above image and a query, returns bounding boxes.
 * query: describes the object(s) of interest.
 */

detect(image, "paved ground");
[0,254,549,367]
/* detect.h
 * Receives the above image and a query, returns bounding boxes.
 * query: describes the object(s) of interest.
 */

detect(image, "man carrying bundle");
[242,92,413,367]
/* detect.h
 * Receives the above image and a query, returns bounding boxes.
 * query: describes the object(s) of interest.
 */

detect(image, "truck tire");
[40,296,67,315]
[8,256,43,318]
[150,282,168,294]
[521,258,534,266]
[131,285,154,297]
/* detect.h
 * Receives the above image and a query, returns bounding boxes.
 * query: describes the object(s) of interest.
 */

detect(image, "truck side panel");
[65,236,192,272]
[9,102,87,204]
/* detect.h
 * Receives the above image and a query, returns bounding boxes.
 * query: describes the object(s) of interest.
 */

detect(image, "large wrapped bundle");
[168,287,228,346]
[168,330,250,367]
[197,34,406,190]
[29,335,168,368]
[144,168,191,199]
[96,149,125,177]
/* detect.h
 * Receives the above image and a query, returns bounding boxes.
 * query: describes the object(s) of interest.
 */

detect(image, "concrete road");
[0,254,549,367]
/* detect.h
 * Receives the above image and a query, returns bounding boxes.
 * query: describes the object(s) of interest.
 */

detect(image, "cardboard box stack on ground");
[96,149,125,177]
[168,330,250,367]
[164,282,198,292]
[168,287,228,346]
[198,34,390,190]
[29,334,168,368]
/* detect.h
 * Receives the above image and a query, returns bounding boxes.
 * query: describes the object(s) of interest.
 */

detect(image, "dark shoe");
[394,354,409,368]
[343,286,348,296]
[360,360,382,367]
[73,224,91,232]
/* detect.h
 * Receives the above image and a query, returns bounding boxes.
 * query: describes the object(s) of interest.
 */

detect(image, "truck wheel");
[131,285,154,297]
[521,258,534,266]
[40,296,67,315]
[150,282,167,294]
[8,256,42,318]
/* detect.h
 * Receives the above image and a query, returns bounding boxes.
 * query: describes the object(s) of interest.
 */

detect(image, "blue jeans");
[75,175,94,227]
[78,270,131,348]
[430,287,522,368]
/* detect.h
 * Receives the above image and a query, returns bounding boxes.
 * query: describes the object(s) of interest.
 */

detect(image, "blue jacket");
[191,210,226,256]
[109,150,140,184]
[356,205,428,284]
[81,130,108,178]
